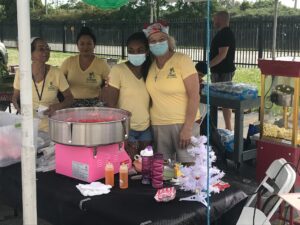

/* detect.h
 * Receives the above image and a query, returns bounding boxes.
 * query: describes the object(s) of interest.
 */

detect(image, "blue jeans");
[128,127,152,142]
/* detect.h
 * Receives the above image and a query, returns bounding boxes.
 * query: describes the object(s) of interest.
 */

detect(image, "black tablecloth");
[0,164,247,225]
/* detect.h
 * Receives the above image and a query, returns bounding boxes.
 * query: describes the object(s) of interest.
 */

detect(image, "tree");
[0,0,17,20]
[240,1,251,11]
[218,0,236,8]
[252,0,279,9]
[0,0,43,20]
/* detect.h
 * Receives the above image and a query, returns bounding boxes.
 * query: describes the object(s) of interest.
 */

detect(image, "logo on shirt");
[86,72,97,83]
[167,67,177,79]
[48,81,56,91]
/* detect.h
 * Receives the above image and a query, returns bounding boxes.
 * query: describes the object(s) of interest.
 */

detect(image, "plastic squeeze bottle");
[105,162,114,187]
[119,163,128,189]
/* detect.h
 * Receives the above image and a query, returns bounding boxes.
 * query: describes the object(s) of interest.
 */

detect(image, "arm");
[60,58,69,77]
[210,47,229,68]
[101,85,119,108]
[12,89,21,114]
[99,60,111,99]
[45,89,73,116]
[180,73,200,149]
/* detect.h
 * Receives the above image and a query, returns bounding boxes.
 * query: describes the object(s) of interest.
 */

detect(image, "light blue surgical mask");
[128,53,146,66]
[149,40,169,56]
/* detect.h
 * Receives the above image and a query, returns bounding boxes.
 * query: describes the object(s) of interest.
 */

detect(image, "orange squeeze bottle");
[105,162,114,187]
[119,163,128,189]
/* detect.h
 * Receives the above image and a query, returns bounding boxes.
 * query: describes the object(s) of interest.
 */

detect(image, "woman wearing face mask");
[102,32,152,159]
[60,27,110,107]
[12,37,73,132]
[143,22,200,163]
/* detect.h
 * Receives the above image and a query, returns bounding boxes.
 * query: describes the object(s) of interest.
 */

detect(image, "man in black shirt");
[210,11,236,131]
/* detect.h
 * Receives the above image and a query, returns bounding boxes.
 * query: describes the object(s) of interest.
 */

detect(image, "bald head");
[213,11,230,30]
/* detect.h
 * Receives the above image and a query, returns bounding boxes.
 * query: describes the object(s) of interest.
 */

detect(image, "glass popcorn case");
[257,57,300,186]
[259,57,300,146]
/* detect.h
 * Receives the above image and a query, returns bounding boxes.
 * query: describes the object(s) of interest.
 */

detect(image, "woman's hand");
[179,125,193,149]
[44,103,60,116]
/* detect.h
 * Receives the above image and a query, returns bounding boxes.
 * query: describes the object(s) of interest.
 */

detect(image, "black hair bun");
[76,26,96,44]
[195,61,208,75]
[79,26,93,34]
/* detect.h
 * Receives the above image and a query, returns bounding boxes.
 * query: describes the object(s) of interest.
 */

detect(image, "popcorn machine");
[256,57,300,185]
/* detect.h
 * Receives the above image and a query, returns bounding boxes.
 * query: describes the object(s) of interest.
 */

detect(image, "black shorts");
[211,72,235,83]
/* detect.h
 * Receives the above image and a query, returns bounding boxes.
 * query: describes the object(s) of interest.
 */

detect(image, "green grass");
[7,48,76,67]
[7,47,261,92]
[233,68,261,95]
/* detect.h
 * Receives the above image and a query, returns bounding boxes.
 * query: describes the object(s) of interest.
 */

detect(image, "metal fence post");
[0,22,3,42]
[203,19,207,62]
[63,24,66,53]
[258,22,263,59]
[121,19,126,60]
[39,22,43,38]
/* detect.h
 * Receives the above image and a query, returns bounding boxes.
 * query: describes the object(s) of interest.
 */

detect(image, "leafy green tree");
[240,1,252,11]
[252,0,279,8]
[0,0,43,20]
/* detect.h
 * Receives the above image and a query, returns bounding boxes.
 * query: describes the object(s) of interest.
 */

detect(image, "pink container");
[55,143,131,183]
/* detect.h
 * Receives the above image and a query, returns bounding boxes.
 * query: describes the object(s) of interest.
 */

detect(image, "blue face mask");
[149,40,169,56]
[128,53,146,66]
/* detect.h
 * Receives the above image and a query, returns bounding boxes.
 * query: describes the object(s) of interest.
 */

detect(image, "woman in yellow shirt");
[12,37,73,132]
[102,32,152,159]
[60,27,110,107]
[143,22,200,163]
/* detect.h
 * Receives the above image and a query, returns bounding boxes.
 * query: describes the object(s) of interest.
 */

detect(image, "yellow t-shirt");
[13,66,70,132]
[109,63,150,131]
[60,55,110,99]
[146,52,200,125]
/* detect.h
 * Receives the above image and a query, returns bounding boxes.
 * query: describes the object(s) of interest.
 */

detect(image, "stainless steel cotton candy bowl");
[48,107,131,147]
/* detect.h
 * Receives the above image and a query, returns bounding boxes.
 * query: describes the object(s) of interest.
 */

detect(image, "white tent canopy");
[16,0,280,224]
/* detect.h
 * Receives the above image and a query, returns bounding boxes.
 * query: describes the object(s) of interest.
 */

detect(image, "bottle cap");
[140,146,154,157]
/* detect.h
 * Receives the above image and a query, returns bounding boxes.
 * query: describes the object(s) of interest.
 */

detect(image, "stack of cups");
[140,146,154,185]
[151,153,164,189]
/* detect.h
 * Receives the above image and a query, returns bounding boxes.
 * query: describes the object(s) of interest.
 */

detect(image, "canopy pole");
[17,0,37,224]
[150,0,154,23]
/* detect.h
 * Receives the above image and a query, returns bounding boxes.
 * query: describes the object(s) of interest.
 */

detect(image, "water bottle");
[141,146,153,185]
[151,153,164,189]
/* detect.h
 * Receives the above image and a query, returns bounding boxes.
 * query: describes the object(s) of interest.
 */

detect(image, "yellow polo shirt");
[14,66,70,132]
[60,55,110,99]
[109,63,150,131]
[146,52,200,125]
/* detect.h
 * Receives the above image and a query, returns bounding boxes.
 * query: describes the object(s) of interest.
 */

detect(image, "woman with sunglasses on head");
[143,22,200,163]
[60,27,110,107]
[12,37,73,132]
[102,32,152,159]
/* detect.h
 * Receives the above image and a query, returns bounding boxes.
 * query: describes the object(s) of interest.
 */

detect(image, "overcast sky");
[46,0,299,9]
[245,0,298,8]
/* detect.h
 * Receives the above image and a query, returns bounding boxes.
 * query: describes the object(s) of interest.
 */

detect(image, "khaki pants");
[152,123,200,163]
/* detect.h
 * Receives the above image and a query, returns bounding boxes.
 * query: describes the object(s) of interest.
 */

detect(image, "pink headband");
[143,22,169,38]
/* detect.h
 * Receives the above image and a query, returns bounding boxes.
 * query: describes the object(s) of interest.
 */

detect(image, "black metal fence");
[0,17,299,67]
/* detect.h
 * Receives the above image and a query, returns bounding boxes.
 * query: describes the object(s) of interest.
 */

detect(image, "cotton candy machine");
[49,107,132,182]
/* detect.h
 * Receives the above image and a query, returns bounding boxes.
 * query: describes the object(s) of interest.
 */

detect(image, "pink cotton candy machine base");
[50,107,132,183]
[55,143,131,183]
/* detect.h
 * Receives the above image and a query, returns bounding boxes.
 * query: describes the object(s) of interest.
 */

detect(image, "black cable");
[262,194,280,215]
[252,186,266,225]
[282,204,290,225]
[253,203,256,225]
[250,156,300,225]
[264,77,275,110]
